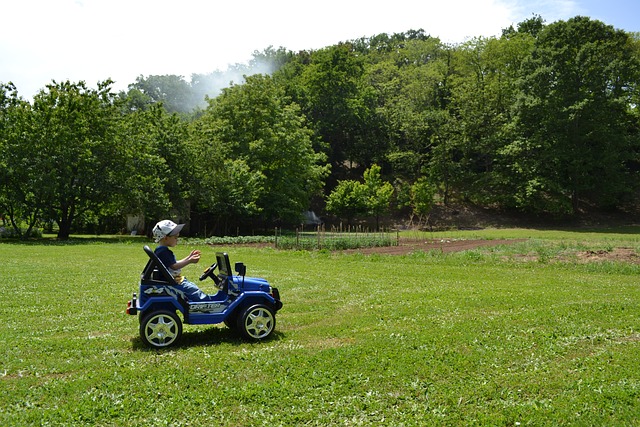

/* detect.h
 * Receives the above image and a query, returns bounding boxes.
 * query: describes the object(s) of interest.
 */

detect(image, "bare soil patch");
[573,247,640,264]
[343,238,640,264]
[219,237,639,264]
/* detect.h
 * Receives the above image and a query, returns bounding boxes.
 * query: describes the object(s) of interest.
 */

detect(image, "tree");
[437,33,535,206]
[30,80,121,239]
[410,177,437,227]
[502,14,545,38]
[325,180,367,226]
[191,47,294,109]
[366,37,454,195]
[128,75,196,114]
[508,17,640,214]
[285,43,378,183]
[362,164,394,229]
[189,118,264,235]
[112,103,182,227]
[325,164,394,228]
[0,82,42,237]
[193,74,328,229]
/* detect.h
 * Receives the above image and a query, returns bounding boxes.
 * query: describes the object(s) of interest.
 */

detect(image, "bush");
[0,226,43,238]
[275,234,395,251]
[189,235,275,245]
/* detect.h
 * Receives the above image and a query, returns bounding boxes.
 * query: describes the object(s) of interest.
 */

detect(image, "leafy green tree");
[284,43,380,182]
[0,83,42,237]
[193,74,328,229]
[199,158,264,235]
[362,164,394,229]
[502,14,545,38]
[326,164,393,228]
[325,180,367,226]
[189,118,264,235]
[248,46,295,75]
[149,106,195,220]
[508,17,640,214]
[128,75,196,114]
[189,47,295,114]
[410,177,437,227]
[30,80,121,239]
[112,103,179,226]
[439,33,535,206]
[367,37,453,190]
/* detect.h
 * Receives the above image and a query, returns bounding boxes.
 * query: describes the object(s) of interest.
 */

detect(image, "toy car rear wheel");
[237,304,275,341]
[224,313,237,329]
[140,310,182,348]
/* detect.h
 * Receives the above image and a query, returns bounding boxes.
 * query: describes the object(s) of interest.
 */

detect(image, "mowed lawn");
[1,229,640,426]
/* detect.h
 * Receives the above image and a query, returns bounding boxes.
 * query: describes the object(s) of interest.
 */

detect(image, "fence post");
[274,227,278,249]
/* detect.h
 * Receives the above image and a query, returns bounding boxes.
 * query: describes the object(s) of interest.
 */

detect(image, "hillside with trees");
[1,16,639,239]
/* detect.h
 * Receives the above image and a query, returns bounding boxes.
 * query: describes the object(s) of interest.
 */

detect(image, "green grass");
[1,229,640,426]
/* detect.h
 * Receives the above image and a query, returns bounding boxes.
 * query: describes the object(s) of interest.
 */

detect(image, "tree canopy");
[1,16,639,238]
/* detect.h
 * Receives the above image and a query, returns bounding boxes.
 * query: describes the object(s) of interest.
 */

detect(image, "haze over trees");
[1,16,639,238]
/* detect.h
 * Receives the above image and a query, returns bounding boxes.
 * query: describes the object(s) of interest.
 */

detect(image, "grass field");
[1,228,640,426]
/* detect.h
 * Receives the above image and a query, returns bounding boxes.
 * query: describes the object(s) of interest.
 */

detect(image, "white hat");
[153,220,185,242]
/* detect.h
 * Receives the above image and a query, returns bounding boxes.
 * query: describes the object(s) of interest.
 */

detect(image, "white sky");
[1,0,638,99]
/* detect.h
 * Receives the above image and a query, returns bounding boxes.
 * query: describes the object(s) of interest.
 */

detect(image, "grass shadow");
[562,225,640,235]
[130,326,285,351]
[1,235,149,246]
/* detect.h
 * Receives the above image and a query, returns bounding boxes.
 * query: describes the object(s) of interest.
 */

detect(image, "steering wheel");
[199,262,219,284]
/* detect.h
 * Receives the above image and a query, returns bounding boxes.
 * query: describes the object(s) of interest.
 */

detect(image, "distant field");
[1,228,639,425]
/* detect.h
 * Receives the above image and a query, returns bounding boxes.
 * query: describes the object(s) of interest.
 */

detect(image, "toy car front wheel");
[140,310,182,348]
[237,304,275,341]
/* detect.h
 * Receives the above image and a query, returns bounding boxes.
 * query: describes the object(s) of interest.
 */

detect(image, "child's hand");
[188,250,201,264]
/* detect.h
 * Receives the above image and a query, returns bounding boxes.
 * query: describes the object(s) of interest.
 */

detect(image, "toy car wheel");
[224,313,237,329]
[237,304,275,341]
[140,310,182,348]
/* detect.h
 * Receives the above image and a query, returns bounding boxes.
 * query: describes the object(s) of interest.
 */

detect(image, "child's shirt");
[155,245,184,283]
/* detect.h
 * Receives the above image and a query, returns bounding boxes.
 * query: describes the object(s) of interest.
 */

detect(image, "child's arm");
[171,250,201,270]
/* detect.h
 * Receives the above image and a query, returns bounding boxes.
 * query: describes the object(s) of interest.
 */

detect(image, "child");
[152,219,217,301]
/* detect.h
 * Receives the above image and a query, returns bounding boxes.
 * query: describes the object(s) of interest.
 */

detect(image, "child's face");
[162,234,179,247]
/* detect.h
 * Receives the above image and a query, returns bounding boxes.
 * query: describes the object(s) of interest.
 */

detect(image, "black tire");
[140,310,182,348]
[223,312,237,329]
[237,304,276,341]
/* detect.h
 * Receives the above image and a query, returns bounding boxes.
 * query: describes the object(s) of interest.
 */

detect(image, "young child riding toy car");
[126,219,282,348]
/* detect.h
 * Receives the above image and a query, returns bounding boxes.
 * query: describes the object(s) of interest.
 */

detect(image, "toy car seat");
[139,246,191,313]
[141,245,178,286]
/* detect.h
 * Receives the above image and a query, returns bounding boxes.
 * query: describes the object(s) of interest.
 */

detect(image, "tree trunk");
[57,220,72,240]
[57,204,75,240]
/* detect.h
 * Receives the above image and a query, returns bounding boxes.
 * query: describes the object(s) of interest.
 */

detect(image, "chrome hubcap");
[146,315,178,346]
[245,308,274,338]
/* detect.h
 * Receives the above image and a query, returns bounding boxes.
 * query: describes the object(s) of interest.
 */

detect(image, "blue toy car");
[126,246,282,348]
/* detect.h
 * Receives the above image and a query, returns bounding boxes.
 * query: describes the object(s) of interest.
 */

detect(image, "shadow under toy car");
[126,246,282,348]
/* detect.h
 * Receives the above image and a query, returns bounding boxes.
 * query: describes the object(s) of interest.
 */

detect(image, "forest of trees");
[1,15,639,239]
